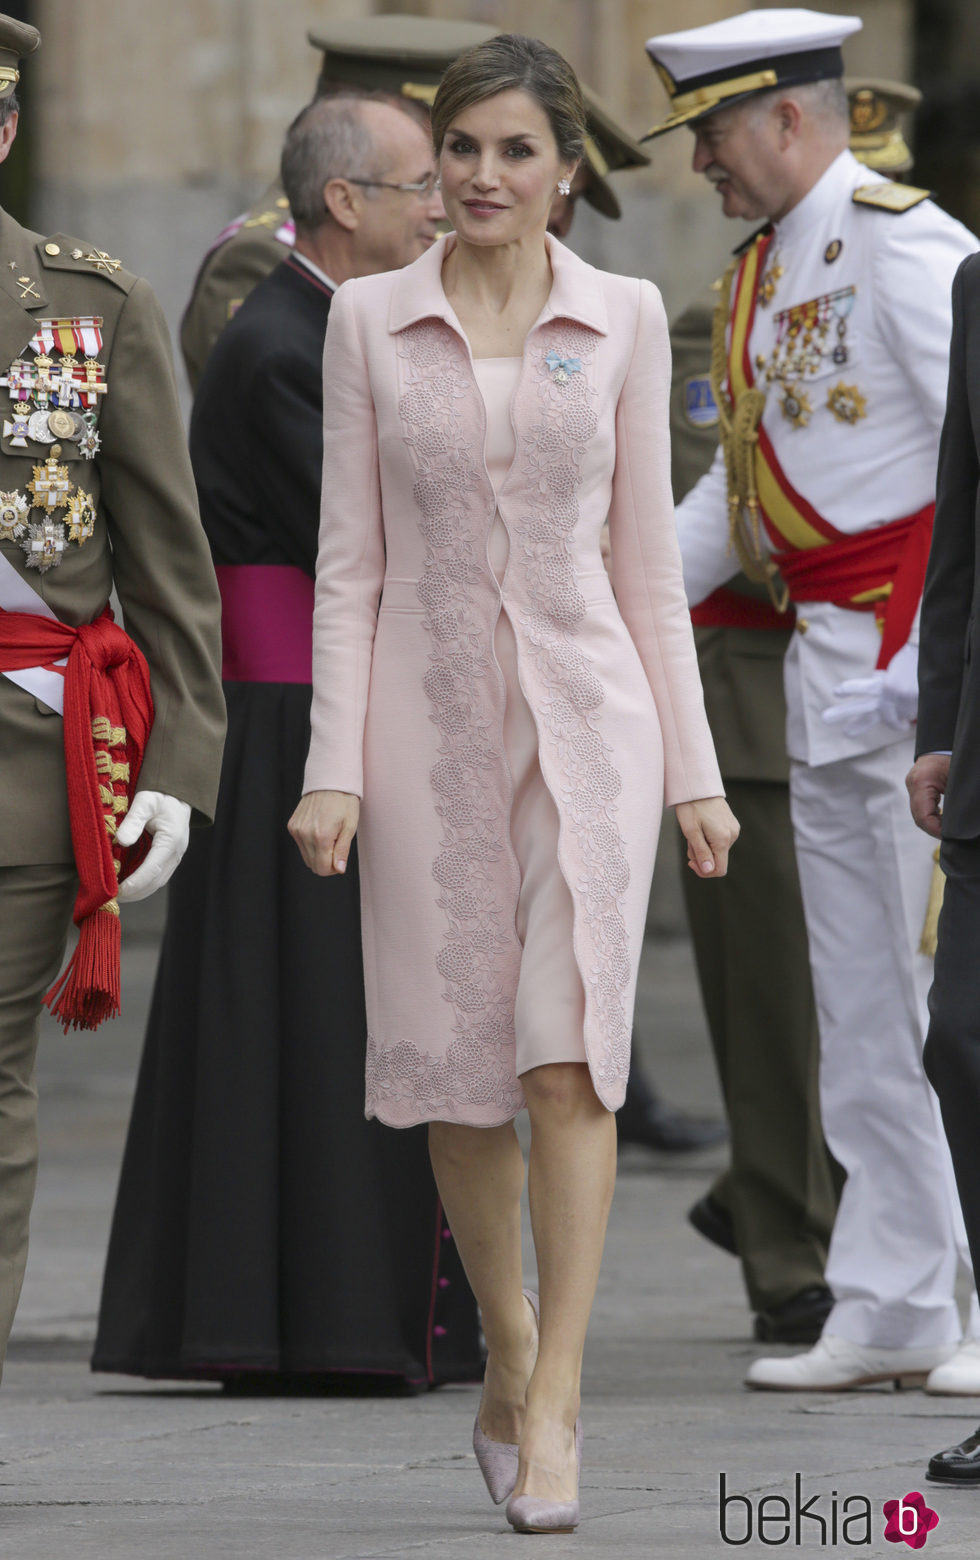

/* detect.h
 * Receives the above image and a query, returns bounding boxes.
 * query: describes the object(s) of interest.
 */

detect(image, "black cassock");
[93,255,483,1388]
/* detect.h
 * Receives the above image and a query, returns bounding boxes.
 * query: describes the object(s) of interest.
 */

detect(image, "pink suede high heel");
[506,1416,583,1534]
[473,1289,539,1505]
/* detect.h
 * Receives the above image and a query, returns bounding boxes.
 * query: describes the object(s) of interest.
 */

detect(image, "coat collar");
[0,207,50,371]
[388,231,609,339]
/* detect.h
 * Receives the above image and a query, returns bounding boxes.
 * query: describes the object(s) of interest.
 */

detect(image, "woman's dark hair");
[430,34,586,164]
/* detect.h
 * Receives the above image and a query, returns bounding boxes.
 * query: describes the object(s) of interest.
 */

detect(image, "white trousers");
[791,738,976,1348]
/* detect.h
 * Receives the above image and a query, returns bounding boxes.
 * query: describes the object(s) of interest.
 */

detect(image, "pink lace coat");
[304,234,723,1127]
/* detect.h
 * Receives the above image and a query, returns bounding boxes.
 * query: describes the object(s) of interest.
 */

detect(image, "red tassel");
[43,905,122,1032]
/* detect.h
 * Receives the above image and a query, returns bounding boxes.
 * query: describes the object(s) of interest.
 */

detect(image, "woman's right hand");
[288,790,360,876]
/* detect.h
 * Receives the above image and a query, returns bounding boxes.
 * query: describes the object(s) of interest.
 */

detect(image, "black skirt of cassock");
[91,682,484,1390]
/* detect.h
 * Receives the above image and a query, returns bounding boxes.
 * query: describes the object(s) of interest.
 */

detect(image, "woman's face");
[438,87,575,247]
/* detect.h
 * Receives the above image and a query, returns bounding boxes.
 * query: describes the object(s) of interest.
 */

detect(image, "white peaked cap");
[642,8,863,141]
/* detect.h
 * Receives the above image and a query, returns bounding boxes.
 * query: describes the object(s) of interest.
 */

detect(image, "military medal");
[0,490,29,540]
[827,382,867,424]
[757,247,785,307]
[79,357,107,409]
[780,384,812,429]
[77,424,101,459]
[52,356,81,410]
[5,358,35,400]
[27,409,56,444]
[824,239,843,264]
[3,406,31,447]
[27,446,72,510]
[31,353,55,408]
[66,490,96,543]
[22,516,68,572]
[830,289,855,365]
[47,409,79,441]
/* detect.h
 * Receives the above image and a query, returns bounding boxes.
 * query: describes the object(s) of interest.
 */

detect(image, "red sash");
[725,234,932,667]
[691,586,794,632]
[0,604,153,1029]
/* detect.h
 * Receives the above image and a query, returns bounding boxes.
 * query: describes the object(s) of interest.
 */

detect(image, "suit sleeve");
[608,279,724,806]
[674,446,743,607]
[915,257,980,756]
[243,342,324,576]
[303,281,385,798]
[98,276,226,822]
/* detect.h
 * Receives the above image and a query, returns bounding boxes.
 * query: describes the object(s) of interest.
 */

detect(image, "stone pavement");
[3,898,980,1558]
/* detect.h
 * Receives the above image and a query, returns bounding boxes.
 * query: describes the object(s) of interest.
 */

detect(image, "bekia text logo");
[719,1475,940,1547]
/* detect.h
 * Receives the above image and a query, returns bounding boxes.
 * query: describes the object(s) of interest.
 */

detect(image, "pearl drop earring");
[557,176,571,196]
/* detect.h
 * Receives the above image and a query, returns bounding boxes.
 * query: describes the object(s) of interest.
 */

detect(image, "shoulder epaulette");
[35,235,136,293]
[851,183,931,214]
[242,197,291,233]
[732,222,773,257]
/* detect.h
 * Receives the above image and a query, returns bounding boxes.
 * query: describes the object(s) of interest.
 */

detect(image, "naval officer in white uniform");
[643,8,980,1393]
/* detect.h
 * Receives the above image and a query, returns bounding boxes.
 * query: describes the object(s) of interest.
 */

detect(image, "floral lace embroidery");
[512,326,632,1103]
[370,321,524,1122]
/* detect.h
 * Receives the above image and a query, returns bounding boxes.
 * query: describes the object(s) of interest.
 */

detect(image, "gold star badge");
[827,382,868,425]
[780,386,813,429]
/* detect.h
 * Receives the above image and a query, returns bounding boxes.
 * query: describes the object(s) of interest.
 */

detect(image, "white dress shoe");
[745,1334,957,1392]
[926,1340,980,1396]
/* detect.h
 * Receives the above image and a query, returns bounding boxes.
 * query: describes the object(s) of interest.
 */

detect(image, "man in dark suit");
[909,251,980,1481]
[93,94,485,1389]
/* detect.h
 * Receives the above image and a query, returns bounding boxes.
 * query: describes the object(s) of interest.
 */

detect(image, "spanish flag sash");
[716,231,933,668]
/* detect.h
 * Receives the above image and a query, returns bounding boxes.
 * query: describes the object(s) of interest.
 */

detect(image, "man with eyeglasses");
[179,14,496,392]
[92,92,485,1390]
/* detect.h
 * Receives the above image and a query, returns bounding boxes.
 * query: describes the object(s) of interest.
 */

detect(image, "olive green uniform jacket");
[180,182,292,392]
[0,208,226,865]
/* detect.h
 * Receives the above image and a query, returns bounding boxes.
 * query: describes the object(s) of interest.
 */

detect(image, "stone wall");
[30,0,912,377]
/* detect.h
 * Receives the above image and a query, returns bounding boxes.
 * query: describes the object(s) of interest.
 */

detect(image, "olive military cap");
[579,83,650,220]
[308,13,497,105]
[846,78,922,176]
[0,12,39,98]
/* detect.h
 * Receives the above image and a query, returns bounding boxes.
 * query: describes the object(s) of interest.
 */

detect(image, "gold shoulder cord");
[709,256,788,613]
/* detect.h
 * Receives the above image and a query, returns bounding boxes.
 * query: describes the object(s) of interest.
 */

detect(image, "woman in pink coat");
[291,34,737,1535]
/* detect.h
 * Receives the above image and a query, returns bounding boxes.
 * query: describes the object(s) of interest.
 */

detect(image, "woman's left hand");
[674,796,740,879]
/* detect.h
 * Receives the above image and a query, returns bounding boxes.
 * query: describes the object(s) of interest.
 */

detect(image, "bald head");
[282,92,444,284]
[281,94,428,237]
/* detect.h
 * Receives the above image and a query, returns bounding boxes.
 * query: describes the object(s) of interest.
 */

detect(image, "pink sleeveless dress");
[473,357,587,1073]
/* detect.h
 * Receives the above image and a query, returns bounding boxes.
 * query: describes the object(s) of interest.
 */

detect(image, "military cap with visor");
[846,77,921,176]
[0,11,39,99]
[642,7,862,141]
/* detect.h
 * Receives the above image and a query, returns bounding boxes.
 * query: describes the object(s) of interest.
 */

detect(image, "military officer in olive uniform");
[179,14,652,392]
[0,16,224,1374]
[677,79,923,1343]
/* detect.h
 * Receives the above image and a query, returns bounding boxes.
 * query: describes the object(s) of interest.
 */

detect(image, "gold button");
[796,617,809,634]
[44,242,60,256]
[276,197,289,209]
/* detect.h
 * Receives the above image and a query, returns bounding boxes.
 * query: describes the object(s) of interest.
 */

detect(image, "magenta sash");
[216,564,313,683]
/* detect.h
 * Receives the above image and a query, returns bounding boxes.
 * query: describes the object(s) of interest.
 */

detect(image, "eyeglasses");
[345,174,440,197]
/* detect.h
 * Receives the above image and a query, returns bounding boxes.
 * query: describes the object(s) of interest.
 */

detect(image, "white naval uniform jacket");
[677,149,977,767]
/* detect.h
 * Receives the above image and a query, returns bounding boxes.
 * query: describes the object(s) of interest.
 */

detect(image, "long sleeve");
[675,445,744,607]
[303,280,385,797]
[608,279,723,806]
[916,258,980,757]
[98,277,226,822]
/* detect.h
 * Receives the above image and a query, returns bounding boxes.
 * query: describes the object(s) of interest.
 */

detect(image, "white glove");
[820,640,919,738]
[115,790,191,903]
